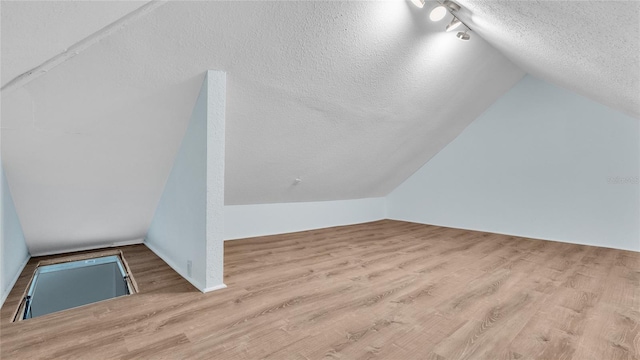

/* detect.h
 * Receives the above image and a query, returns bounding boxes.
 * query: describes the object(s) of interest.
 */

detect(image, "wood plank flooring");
[1,220,638,359]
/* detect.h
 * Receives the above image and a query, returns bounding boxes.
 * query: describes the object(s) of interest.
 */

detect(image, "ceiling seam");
[1,0,167,94]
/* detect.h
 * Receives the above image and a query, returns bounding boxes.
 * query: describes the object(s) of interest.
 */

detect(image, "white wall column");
[146,71,226,292]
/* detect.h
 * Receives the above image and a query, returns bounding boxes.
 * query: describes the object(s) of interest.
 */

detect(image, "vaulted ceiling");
[1,1,637,254]
[456,0,639,118]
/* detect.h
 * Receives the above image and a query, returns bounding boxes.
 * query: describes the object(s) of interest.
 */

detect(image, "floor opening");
[12,250,138,322]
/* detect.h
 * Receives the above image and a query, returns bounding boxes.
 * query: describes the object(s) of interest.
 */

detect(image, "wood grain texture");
[1,220,638,359]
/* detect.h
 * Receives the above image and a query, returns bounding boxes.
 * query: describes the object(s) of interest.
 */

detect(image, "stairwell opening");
[12,250,138,322]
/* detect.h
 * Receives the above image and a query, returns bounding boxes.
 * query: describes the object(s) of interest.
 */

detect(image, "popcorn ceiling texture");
[0,1,147,87]
[3,1,634,253]
[456,0,640,118]
[1,1,524,253]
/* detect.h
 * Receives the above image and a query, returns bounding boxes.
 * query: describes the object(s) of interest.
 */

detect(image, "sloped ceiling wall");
[1,1,148,84]
[2,1,524,254]
[456,0,640,118]
[3,1,637,254]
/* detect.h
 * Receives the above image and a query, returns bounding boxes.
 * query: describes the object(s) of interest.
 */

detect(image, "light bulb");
[410,0,425,8]
[429,5,447,21]
[446,17,461,32]
[456,31,470,41]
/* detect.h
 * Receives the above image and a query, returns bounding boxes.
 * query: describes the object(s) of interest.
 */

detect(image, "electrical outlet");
[187,260,192,277]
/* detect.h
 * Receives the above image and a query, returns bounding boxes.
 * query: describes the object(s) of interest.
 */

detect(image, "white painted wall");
[3,1,636,256]
[204,71,226,292]
[224,197,386,241]
[387,76,640,252]
[145,71,226,292]
[145,74,208,290]
[2,2,525,259]
[1,164,30,307]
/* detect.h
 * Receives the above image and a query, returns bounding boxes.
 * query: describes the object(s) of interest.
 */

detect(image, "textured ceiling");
[1,0,147,87]
[456,0,640,118]
[2,1,525,253]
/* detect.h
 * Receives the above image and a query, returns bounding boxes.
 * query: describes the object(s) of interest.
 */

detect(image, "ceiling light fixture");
[429,5,447,21]
[410,0,426,8]
[445,17,462,32]
[456,31,470,41]
[418,0,472,41]
[431,0,461,20]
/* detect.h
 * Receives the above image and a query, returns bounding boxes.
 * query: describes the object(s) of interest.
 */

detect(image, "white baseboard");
[30,238,145,257]
[144,240,207,292]
[388,217,640,253]
[0,255,30,309]
[202,283,227,293]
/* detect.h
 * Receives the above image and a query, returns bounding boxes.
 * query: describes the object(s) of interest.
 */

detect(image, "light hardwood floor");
[1,220,638,359]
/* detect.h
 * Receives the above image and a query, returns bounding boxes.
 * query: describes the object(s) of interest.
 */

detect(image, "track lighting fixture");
[456,31,470,41]
[409,0,472,41]
[442,0,461,12]
[410,0,425,9]
[445,17,461,32]
[429,5,447,21]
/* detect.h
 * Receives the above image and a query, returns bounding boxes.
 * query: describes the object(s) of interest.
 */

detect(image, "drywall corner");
[1,164,30,307]
[145,71,226,292]
[143,240,204,291]
[145,73,209,291]
[204,70,226,291]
